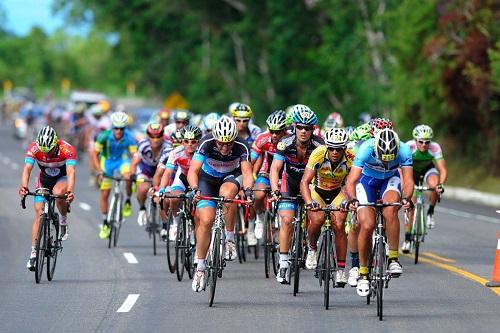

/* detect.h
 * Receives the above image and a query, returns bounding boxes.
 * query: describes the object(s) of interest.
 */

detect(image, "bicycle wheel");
[113,194,122,247]
[208,228,221,307]
[165,211,177,274]
[324,231,331,310]
[176,217,186,281]
[235,206,246,263]
[293,220,303,296]
[367,242,375,305]
[376,239,385,321]
[414,204,422,264]
[47,214,60,281]
[35,215,47,284]
[186,217,196,279]
[316,234,324,286]
[271,213,280,276]
[107,196,116,249]
[151,201,158,256]
[264,211,271,278]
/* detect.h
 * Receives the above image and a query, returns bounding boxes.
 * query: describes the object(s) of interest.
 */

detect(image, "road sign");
[164,92,189,109]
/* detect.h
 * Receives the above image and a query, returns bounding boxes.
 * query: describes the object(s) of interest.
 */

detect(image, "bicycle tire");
[151,202,158,256]
[377,239,385,321]
[165,211,177,274]
[47,214,59,281]
[293,220,303,296]
[272,213,280,277]
[186,214,195,279]
[414,204,422,264]
[107,195,116,249]
[176,217,186,281]
[264,211,271,278]
[235,206,246,263]
[324,230,331,309]
[367,242,375,305]
[208,228,221,307]
[113,194,122,247]
[35,214,47,284]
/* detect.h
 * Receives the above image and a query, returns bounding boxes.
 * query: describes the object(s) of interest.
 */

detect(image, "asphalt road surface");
[0,124,499,333]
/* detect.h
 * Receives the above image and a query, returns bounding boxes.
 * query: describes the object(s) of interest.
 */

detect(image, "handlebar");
[21,190,68,210]
[357,202,402,208]
[307,205,342,212]
[197,195,251,205]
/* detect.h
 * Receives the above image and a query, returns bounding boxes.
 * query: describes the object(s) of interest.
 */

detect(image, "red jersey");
[25,140,77,178]
[252,131,279,174]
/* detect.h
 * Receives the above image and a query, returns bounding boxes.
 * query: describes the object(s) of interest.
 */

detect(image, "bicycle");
[280,195,308,296]
[163,193,196,282]
[21,188,68,284]
[197,195,250,307]
[405,177,437,264]
[103,174,126,248]
[253,188,280,278]
[311,205,343,309]
[355,201,402,321]
[138,179,161,256]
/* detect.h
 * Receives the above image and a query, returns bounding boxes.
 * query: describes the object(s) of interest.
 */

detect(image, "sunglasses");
[270,129,284,135]
[175,120,187,124]
[183,139,198,144]
[296,124,313,131]
[113,127,125,131]
[235,118,250,123]
[418,140,430,145]
[216,141,234,147]
[328,147,345,152]
[149,135,163,140]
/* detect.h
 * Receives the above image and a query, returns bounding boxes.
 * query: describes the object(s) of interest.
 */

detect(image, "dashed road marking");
[117,294,140,312]
[123,252,138,264]
[78,202,92,211]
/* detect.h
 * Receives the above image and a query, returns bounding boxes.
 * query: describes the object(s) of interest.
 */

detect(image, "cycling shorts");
[34,172,67,203]
[311,186,344,207]
[255,173,270,187]
[278,175,300,212]
[413,165,438,185]
[137,164,154,181]
[197,171,242,209]
[355,174,401,205]
[100,157,131,190]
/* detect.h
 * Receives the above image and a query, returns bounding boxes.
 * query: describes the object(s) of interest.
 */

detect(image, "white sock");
[197,259,206,271]
[279,253,289,268]
[226,231,235,242]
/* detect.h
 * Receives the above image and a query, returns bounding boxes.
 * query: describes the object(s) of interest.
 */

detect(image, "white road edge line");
[123,252,138,264]
[437,207,500,225]
[117,294,140,313]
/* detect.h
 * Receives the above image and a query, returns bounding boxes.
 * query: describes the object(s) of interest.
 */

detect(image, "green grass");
[446,158,500,194]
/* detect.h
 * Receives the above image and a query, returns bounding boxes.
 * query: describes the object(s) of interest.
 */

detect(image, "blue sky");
[2,0,87,35]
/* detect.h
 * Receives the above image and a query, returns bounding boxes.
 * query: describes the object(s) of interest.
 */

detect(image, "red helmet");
[146,122,164,138]
[370,118,394,137]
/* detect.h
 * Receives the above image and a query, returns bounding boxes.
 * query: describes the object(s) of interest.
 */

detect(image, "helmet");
[146,122,164,138]
[370,118,394,137]
[90,104,103,116]
[350,123,371,141]
[230,103,253,118]
[174,110,191,122]
[326,112,344,128]
[344,126,355,138]
[266,110,287,131]
[203,112,221,131]
[323,118,339,131]
[182,125,202,140]
[98,100,111,113]
[291,104,318,125]
[213,115,238,143]
[324,128,349,148]
[171,130,184,145]
[36,126,58,153]
[374,128,400,162]
[285,105,295,126]
[159,108,170,120]
[412,124,433,140]
[111,111,129,128]
[358,112,372,124]
[74,103,86,114]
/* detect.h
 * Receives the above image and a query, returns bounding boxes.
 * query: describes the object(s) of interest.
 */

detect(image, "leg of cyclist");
[332,209,348,285]
[168,188,185,241]
[425,170,440,229]
[382,178,404,276]
[27,202,44,270]
[136,176,149,226]
[122,161,133,218]
[192,203,216,292]
[252,177,270,240]
[347,224,360,286]
[277,207,294,284]
[305,209,324,270]
[219,180,240,261]
[53,179,70,240]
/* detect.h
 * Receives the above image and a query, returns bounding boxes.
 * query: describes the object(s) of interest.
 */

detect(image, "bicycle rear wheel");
[208,228,221,307]
[264,211,271,278]
[324,231,331,310]
[47,214,60,281]
[176,217,186,281]
[376,240,385,321]
[35,215,47,284]
[165,211,177,274]
[293,221,303,296]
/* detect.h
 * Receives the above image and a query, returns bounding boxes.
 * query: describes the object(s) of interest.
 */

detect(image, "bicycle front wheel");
[47,215,60,281]
[176,217,186,281]
[165,211,177,274]
[35,215,47,284]
[293,221,303,296]
[376,240,385,321]
[324,231,331,310]
[113,195,123,247]
[263,211,271,278]
[208,228,221,307]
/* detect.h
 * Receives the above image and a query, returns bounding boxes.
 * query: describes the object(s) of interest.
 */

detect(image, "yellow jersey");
[305,146,354,191]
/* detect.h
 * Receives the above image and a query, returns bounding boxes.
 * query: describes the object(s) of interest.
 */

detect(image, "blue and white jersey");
[352,138,412,179]
[193,134,250,178]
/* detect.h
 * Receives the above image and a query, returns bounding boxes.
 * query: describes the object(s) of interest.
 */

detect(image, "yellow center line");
[422,252,456,263]
[400,253,500,297]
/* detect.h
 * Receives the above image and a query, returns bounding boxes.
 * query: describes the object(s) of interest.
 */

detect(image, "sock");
[338,260,346,269]
[197,259,206,271]
[226,231,235,242]
[279,253,289,268]
[60,215,67,225]
[359,266,369,277]
[405,232,411,241]
[350,251,359,268]
[427,205,435,215]
[174,213,181,226]
[256,212,265,224]
[388,250,399,261]
[139,205,146,211]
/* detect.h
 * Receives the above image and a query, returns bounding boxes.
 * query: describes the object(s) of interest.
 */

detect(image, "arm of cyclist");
[400,166,415,209]
[344,166,362,210]
[65,164,76,202]
[187,159,202,200]
[300,167,319,211]
[435,158,447,194]
[269,157,284,201]
[252,153,263,175]
[18,163,34,197]
[241,160,255,203]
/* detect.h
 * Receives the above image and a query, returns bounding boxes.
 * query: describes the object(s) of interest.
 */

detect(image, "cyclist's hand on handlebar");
[244,188,254,203]
[342,199,359,211]
[269,190,281,202]
[18,186,29,197]
[436,183,445,194]
[96,171,104,184]
[65,191,75,203]
[129,173,137,182]
[187,187,200,201]
[401,197,413,210]
[305,201,320,211]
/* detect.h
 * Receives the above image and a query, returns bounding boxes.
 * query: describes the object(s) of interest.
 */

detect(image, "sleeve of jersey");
[24,144,36,165]
[274,141,286,162]
[430,142,444,160]
[306,147,323,170]
[65,145,77,167]
[251,137,263,160]
[398,143,413,167]
[94,132,106,153]
[237,141,251,162]
[165,151,177,170]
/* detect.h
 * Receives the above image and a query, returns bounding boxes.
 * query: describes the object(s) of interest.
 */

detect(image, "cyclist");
[229,103,262,146]
[92,111,138,239]
[344,128,413,297]
[19,126,76,270]
[250,110,288,242]
[200,112,220,136]
[269,104,324,284]
[157,108,171,127]
[358,112,372,125]
[321,112,344,135]
[300,128,353,286]
[157,125,202,240]
[165,109,190,143]
[131,123,173,226]
[188,116,254,292]
[401,124,447,252]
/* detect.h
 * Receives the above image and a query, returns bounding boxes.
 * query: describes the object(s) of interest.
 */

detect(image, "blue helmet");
[291,104,318,125]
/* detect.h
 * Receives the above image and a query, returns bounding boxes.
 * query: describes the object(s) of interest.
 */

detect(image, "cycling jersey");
[352,138,412,179]
[274,134,324,180]
[239,123,262,146]
[25,140,77,179]
[193,134,250,179]
[135,139,172,177]
[251,131,280,174]
[94,128,137,160]
[406,140,443,173]
[306,146,355,191]
[162,145,193,175]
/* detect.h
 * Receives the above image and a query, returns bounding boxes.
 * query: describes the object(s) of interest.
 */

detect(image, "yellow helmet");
[230,103,252,119]
[98,100,111,113]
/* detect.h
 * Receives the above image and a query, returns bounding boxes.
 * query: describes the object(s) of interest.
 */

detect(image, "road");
[0,124,499,333]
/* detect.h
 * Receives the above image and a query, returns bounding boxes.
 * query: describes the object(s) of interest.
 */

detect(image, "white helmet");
[324,128,349,148]
[212,115,238,143]
[412,124,433,140]
[111,111,129,128]
[203,112,221,131]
